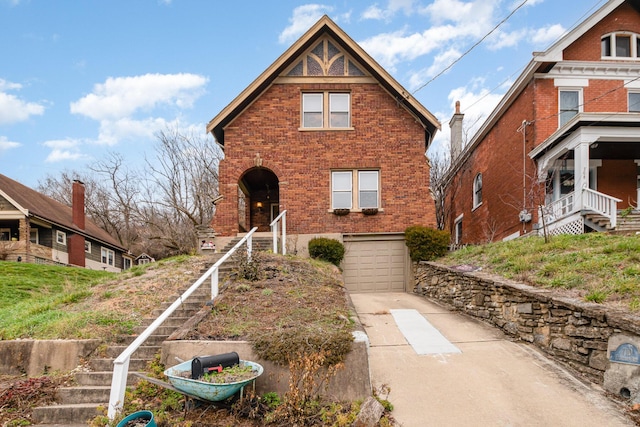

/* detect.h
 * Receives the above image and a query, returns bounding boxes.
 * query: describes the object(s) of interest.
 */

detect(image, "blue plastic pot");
[116,410,156,427]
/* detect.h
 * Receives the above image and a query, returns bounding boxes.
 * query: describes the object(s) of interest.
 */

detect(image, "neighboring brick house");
[0,174,131,272]
[444,0,640,245]
[207,16,440,292]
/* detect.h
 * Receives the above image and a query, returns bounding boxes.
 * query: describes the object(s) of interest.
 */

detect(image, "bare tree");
[37,128,223,259]
[429,152,452,230]
[141,127,223,256]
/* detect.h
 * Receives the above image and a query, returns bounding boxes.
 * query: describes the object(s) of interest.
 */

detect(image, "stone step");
[55,386,111,404]
[116,333,169,346]
[74,371,140,387]
[157,300,204,312]
[151,305,201,318]
[32,403,102,425]
[139,316,193,328]
[132,323,181,335]
[105,344,161,359]
[89,357,149,372]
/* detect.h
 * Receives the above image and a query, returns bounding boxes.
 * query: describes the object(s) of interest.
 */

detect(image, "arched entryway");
[238,168,279,232]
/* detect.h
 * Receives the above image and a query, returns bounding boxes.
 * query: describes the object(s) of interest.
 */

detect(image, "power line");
[412,0,529,95]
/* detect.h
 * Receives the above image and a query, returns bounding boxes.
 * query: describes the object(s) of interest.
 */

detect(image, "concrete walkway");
[350,292,633,427]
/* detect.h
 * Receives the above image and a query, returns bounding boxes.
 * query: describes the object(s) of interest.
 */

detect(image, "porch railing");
[545,192,575,222]
[270,210,287,255]
[107,227,259,420]
[582,188,621,229]
[543,189,621,232]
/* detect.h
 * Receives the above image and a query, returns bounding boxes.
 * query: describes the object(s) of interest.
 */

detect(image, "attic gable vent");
[286,37,365,77]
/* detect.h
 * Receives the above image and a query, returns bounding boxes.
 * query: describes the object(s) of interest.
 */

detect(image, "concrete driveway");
[350,292,633,427]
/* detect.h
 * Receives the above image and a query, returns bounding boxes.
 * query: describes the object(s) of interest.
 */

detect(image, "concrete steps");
[32,274,212,425]
[32,235,262,425]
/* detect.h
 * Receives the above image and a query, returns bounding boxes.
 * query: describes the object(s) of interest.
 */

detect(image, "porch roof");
[529,112,640,160]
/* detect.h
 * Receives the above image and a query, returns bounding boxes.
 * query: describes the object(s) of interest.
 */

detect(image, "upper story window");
[629,92,640,112]
[85,241,92,253]
[302,92,351,129]
[331,169,379,210]
[602,32,640,58]
[473,173,482,209]
[559,89,581,127]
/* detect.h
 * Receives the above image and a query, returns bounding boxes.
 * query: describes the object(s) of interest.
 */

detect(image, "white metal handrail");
[107,227,259,420]
[270,210,287,255]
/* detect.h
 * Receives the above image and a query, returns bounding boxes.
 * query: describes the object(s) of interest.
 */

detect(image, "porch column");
[573,142,590,211]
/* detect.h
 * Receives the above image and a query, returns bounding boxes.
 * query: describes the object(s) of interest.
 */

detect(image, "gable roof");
[454,0,635,171]
[0,173,125,251]
[207,15,440,148]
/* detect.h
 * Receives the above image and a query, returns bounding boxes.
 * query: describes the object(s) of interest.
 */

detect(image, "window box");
[333,208,350,216]
[361,208,378,215]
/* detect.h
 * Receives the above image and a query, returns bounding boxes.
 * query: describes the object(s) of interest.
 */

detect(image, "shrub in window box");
[361,208,378,215]
[333,208,350,216]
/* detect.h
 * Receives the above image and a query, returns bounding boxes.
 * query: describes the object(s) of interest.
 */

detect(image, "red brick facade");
[446,1,640,244]
[210,18,439,241]
[213,82,436,236]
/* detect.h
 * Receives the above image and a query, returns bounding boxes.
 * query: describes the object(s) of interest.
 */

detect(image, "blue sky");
[0,0,607,188]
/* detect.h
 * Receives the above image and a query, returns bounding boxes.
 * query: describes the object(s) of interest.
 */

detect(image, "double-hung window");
[101,247,114,266]
[331,170,379,210]
[302,93,323,128]
[302,92,351,129]
[332,171,352,209]
[559,90,580,127]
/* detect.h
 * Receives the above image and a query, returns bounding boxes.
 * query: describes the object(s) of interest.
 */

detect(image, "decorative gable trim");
[207,15,440,147]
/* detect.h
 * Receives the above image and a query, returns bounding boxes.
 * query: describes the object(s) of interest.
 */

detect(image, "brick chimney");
[449,100,464,162]
[68,180,86,267]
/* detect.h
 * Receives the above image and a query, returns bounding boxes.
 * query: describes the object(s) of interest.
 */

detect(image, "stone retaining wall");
[414,262,640,385]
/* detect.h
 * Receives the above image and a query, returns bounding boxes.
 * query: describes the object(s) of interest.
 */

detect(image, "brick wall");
[447,82,544,244]
[213,82,436,236]
[564,2,640,61]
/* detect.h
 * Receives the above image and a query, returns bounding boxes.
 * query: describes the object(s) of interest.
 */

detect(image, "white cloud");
[486,27,529,50]
[95,117,173,146]
[530,23,566,47]
[428,81,507,160]
[70,73,208,121]
[0,135,21,152]
[408,48,462,89]
[362,5,385,20]
[279,4,333,44]
[0,79,46,125]
[361,0,415,21]
[43,138,89,163]
[360,25,462,71]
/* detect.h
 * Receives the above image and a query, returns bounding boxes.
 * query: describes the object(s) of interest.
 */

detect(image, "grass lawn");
[439,233,640,309]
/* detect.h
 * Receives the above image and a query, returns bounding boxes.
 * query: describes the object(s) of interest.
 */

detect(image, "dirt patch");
[183,253,355,366]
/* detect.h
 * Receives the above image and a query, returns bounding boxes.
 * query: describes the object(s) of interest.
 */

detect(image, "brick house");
[207,16,440,292]
[0,174,131,272]
[444,0,640,245]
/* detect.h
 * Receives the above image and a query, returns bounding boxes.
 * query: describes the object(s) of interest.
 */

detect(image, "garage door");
[342,235,408,292]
